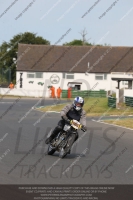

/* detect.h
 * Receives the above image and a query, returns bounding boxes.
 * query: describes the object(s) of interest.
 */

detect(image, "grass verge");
[0,95,37,98]
[37,97,133,116]
[102,119,133,129]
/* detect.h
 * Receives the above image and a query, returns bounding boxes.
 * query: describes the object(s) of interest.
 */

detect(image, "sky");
[0,0,133,46]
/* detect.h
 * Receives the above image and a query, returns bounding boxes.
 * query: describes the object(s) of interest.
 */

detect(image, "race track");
[0,98,133,185]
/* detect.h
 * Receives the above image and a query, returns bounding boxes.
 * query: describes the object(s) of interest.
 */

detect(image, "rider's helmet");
[73,96,84,111]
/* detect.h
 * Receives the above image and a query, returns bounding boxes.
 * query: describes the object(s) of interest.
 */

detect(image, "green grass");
[37,97,133,116]
[0,95,36,98]
[103,119,133,129]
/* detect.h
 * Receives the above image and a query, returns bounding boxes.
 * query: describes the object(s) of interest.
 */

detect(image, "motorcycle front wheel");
[59,148,67,159]
[47,144,56,155]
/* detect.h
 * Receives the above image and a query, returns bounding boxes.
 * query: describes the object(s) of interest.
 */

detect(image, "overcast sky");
[0,0,133,46]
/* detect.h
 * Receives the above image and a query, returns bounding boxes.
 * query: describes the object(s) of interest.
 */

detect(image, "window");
[95,74,107,80]
[27,72,43,78]
[122,81,128,85]
[27,73,35,78]
[66,74,74,79]
[95,75,103,80]
[62,73,74,79]
[104,74,107,80]
[74,85,81,90]
[36,72,43,78]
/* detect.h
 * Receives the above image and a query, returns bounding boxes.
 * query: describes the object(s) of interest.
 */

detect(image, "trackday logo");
[50,74,60,84]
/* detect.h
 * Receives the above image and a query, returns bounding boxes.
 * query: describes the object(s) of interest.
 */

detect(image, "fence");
[108,96,116,108]
[88,90,106,97]
[62,90,107,98]
[0,88,107,98]
[125,96,133,107]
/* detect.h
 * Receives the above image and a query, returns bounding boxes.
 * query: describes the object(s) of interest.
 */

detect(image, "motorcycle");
[47,119,86,158]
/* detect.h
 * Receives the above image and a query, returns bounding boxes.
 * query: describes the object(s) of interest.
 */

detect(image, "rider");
[45,96,87,149]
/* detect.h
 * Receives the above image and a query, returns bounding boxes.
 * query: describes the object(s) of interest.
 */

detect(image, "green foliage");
[0,74,8,84]
[96,43,111,47]
[63,39,92,46]
[112,93,116,97]
[63,40,111,47]
[9,32,50,46]
[104,43,111,46]
[0,42,10,52]
[0,32,50,82]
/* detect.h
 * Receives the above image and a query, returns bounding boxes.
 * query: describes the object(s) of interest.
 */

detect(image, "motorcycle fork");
[65,128,76,141]
[56,132,63,140]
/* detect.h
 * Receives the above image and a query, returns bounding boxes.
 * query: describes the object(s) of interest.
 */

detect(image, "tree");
[63,39,92,46]
[63,28,111,47]
[9,32,50,46]
[103,43,111,46]
[79,28,91,46]
[0,32,50,83]
[63,28,92,46]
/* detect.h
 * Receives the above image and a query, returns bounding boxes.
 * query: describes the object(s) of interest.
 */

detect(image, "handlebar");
[81,126,86,132]
[62,117,87,132]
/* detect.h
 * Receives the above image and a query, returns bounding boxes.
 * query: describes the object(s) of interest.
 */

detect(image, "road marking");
[110,115,118,116]
[0,102,13,103]
[92,119,133,131]
[34,109,60,114]
[35,106,45,108]
[46,111,60,113]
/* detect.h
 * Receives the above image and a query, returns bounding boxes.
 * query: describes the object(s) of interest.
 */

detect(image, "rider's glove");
[62,115,70,123]
[79,124,82,129]
[62,115,68,121]
[70,120,73,125]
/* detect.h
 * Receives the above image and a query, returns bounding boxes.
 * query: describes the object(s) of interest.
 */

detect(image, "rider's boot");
[45,126,61,144]
[67,149,71,154]
[45,136,53,144]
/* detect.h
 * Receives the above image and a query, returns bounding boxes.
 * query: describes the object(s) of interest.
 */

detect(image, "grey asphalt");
[0,98,133,185]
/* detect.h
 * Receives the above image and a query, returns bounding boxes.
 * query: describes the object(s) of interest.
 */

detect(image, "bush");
[112,93,116,98]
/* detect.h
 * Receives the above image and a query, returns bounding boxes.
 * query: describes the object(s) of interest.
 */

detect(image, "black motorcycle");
[47,119,86,158]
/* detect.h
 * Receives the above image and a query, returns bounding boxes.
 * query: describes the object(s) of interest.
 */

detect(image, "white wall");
[0,71,122,97]
[111,72,133,90]
[124,89,133,97]
[0,88,50,97]
[16,71,116,93]
[111,73,133,100]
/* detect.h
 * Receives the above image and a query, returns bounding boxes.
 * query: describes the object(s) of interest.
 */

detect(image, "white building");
[14,44,133,98]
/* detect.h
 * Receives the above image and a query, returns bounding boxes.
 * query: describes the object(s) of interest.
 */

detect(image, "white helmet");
[73,96,84,111]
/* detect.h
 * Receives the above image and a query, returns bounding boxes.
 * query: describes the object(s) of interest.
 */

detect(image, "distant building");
[16,44,133,97]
